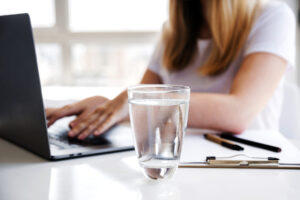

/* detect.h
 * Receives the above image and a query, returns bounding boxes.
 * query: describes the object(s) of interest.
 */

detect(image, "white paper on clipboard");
[180,130,300,165]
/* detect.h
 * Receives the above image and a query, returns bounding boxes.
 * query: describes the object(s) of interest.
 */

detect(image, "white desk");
[1,87,300,200]
[0,137,300,200]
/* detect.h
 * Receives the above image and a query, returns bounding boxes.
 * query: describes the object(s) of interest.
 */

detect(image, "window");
[71,43,153,86]
[69,0,168,32]
[0,0,55,27]
[0,0,168,86]
[36,44,62,85]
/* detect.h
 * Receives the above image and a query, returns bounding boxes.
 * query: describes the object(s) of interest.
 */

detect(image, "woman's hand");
[46,92,129,140]
[46,96,109,128]
[69,91,129,140]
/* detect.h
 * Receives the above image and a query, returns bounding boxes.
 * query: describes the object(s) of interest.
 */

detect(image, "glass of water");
[128,84,190,180]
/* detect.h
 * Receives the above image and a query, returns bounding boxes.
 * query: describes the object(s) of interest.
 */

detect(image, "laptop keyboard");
[48,119,80,149]
[47,117,111,150]
[48,132,80,150]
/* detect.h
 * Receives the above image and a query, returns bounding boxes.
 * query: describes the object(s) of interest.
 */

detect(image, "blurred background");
[0,0,299,89]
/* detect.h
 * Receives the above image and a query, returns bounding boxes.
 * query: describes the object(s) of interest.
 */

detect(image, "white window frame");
[33,0,159,85]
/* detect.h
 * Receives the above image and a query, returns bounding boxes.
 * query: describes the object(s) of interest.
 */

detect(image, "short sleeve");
[244,1,296,68]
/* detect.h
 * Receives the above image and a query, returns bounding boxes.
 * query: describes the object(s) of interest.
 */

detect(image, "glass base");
[141,166,177,180]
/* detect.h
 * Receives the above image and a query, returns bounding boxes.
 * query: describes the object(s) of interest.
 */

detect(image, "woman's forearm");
[188,53,287,133]
[188,93,252,134]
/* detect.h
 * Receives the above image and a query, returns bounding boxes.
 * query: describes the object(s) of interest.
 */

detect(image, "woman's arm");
[188,52,287,133]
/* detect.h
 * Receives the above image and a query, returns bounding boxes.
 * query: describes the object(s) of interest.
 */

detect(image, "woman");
[46,0,295,140]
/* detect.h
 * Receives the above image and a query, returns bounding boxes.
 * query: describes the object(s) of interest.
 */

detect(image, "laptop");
[0,13,134,160]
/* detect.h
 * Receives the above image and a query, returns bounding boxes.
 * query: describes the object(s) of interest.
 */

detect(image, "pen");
[204,134,244,151]
[220,133,282,153]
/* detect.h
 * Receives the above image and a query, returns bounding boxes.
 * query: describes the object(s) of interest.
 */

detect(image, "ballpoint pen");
[204,134,244,151]
[220,133,282,153]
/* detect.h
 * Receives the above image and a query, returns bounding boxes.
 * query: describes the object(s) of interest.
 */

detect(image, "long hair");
[162,0,263,76]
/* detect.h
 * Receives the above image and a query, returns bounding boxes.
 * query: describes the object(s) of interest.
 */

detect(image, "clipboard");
[179,130,300,170]
[179,154,300,169]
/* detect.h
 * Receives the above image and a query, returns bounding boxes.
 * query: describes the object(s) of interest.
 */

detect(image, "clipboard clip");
[206,154,279,167]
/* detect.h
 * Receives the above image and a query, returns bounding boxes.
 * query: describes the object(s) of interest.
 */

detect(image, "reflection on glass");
[36,44,62,85]
[71,43,153,86]
[0,0,55,27]
[69,0,168,32]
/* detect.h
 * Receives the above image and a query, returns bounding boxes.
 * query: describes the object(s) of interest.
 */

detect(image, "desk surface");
[1,137,300,200]
[1,87,300,200]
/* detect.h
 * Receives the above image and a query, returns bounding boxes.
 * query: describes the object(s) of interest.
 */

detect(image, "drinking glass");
[128,84,190,180]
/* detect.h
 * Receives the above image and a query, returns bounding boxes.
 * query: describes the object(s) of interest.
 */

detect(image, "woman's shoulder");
[246,1,296,46]
[244,1,296,68]
[257,1,295,25]
[263,0,293,12]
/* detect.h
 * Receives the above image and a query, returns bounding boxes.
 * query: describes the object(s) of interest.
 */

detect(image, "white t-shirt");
[147,1,296,131]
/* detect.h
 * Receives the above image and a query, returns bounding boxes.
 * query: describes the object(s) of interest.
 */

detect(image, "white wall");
[281,0,299,85]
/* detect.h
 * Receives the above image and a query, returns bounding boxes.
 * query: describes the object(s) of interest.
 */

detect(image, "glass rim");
[127,84,190,93]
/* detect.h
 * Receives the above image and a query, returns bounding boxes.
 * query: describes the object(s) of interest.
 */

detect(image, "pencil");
[220,133,282,153]
[204,134,244,151]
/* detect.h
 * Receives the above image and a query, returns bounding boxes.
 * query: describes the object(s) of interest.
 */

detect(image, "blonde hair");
[163,0,263,76]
